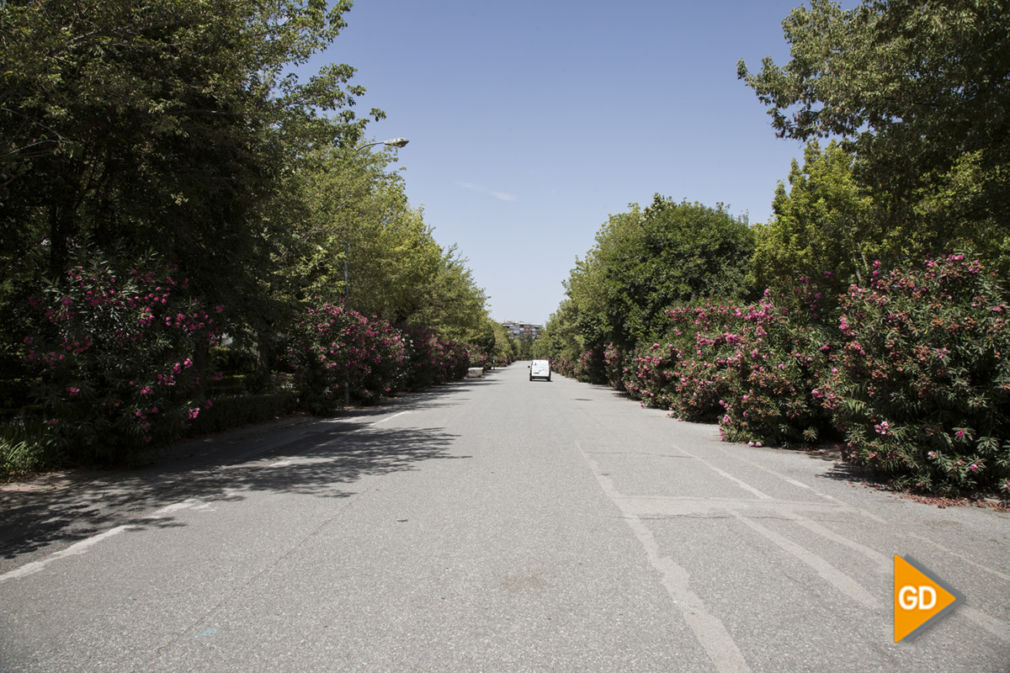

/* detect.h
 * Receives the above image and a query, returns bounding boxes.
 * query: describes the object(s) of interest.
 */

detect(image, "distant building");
[502,321,543,340]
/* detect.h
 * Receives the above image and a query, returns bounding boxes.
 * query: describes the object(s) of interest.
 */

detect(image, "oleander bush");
[188,392,297,435]
[401,326,442,390]
[616,295,833,446]
[16,256,221,464]
[400,325,471,390]
[574,349,604,383]
[708,299,832,447]
[820,255,1010,496]
[550,356,576,378]
[603,343,625,390]
[290,302,407,414]
[581,254,1010,497]
[440,339,472,382]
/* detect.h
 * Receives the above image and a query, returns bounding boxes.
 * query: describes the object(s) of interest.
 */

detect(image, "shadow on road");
[0,387,468,564]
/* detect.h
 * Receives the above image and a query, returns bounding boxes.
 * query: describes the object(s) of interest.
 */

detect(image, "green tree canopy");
[751,141,874,299]
[738,0,1010,264]
[1,0,380,302]
[555,196,754,370]
[592,197,754,350]
[288,143,489,341]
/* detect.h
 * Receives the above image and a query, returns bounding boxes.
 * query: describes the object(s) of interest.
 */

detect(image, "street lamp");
[342,137,409,407]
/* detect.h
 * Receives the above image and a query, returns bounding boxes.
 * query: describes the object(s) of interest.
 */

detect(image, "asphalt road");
[1,362,1008,672]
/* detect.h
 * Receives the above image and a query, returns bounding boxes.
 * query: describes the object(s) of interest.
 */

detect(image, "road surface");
[2,363,1008,672]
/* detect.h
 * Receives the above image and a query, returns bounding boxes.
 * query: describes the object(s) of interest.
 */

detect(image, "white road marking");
[0,525,137,583]
[1,497,219,583]
[577,441,753,673]
[732,513,878,609]
[668,443,772,501]
[647,442,1010,644]
[708,445,890,524]
[614,492,881,609]
[903,532,1010,583]
[370,410,410,426]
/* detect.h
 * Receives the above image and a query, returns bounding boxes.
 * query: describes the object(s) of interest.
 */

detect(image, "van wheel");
[547,376,551,382]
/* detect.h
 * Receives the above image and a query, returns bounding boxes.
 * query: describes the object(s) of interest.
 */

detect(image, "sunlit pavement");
[2,363,1008,672]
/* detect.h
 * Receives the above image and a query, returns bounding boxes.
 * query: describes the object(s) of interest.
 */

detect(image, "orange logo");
[894,555,959,642]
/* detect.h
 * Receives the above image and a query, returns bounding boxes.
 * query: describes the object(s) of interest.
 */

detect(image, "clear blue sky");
[310,0,841,326]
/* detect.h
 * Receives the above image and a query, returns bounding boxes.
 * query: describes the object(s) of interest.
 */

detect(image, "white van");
[529,359,551,382]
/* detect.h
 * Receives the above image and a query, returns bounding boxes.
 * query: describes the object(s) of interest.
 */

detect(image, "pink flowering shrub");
[618,299,831,445]
[573,349,603,383]
[549,356,574,378]
[702,300,831,446]
[21,257,220,462]
[469,351,490,371]
[603,343,625,390]
[820,255,1010,495]
[290,302,406,413]
[400,325,471,390]
[620,339,688,411]
[440,339,472,381]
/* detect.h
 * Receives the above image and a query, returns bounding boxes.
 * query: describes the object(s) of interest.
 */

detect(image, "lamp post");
[342,137,409,407]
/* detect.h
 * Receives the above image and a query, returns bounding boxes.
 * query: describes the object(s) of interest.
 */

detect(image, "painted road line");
[576,441,753,673]
[370,410,411,426]
[0,525,138,583]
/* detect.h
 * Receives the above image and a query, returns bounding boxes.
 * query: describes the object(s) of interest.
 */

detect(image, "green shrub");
[574,349,604,383]
[1,419,61,480]
[821,255,1010,496]
[187,392,297,436]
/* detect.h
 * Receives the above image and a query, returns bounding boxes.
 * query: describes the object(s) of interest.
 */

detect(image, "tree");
[738,0,1010,265]
[285,141,490,344]
[595,197,754,350]
[1,0,388,399]
[751,141,874,300]
[564,207,644,356]
[1,0,380,307]
[539,300,583,364]
[549,198,754,382]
